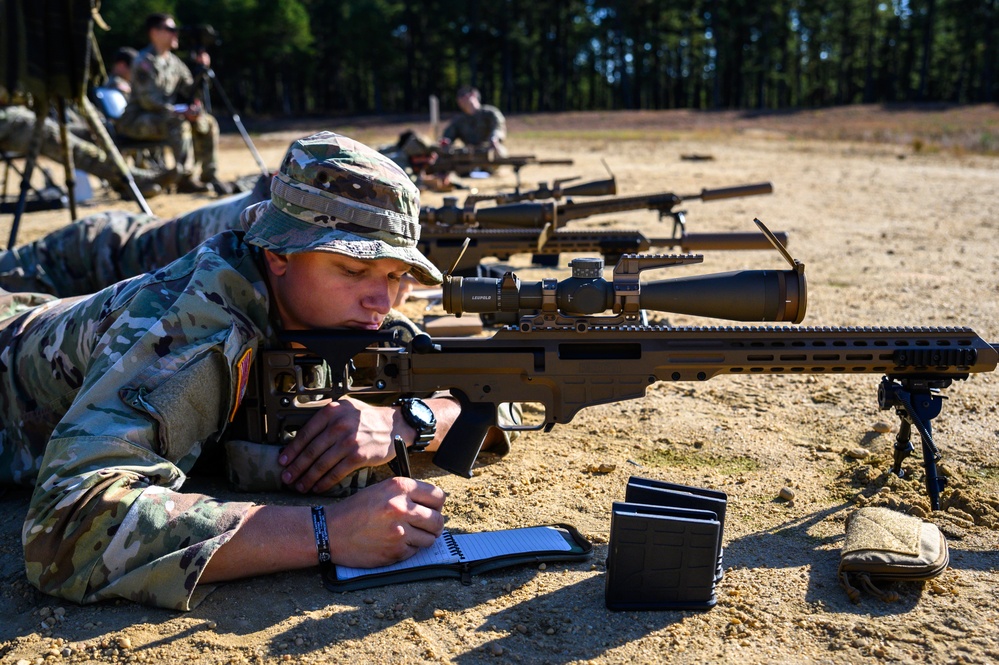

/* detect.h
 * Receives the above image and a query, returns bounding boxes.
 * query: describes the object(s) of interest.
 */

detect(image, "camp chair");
[0,151,67,214]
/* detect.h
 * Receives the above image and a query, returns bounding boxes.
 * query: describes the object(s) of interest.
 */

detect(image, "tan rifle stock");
[243,325,997,511]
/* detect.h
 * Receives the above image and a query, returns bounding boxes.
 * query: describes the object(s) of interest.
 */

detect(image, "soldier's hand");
[326,477,446,567]
[279,397,405,494]
[184,100,204,121]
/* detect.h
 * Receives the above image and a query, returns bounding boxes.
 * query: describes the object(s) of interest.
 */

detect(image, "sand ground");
[1,105,998,664]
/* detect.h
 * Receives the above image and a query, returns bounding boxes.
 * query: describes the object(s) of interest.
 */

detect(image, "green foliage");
[96,0,177,46]
[91,0,999,116]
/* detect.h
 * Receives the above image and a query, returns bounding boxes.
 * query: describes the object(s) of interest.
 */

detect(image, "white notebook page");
[335,526,571,581]
[452,526,571,561]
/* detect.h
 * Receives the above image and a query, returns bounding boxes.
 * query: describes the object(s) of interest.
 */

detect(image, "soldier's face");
[263,250,409,331]
[458,93,479,114]
[152,21,179,51]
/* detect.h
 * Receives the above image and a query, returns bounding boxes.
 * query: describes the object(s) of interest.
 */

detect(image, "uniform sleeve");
[485,107,506,143]
[442,117,460,142]
[20,272,262,610]
[173,56,198,103]
[130,57,174,114]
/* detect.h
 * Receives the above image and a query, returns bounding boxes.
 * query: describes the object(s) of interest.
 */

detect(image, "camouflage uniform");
[115,46,219,182]
[379,130,436,173]
[442,104,508,156]
[0,104,166,191]
[0,174,271,297]
[0,232,268,608]
[0,133,443,610]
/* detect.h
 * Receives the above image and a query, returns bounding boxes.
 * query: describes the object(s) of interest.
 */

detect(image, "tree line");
[95,0,999,118]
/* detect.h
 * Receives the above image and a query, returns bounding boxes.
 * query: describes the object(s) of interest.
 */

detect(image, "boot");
[206,176,235,197]
[177,175,211,194]
[154,168,182,192]
[112,178,163,200]
[128,166,173,198]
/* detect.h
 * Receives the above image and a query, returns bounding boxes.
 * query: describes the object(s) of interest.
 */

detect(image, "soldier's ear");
[261,249,290,277]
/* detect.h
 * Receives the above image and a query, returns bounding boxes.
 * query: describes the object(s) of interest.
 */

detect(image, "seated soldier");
[440,85,508,162]
[115,13,229,195]
[1,99,172,199]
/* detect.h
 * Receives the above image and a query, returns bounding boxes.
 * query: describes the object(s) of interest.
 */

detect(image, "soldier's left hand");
[278,397,405,494]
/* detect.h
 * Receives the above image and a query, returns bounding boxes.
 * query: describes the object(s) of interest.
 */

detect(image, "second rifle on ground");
[420,182,775,228]
[420,146,574,187]
[419,181,784,273]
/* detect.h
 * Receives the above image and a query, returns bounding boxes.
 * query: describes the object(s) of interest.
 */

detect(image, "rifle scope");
[443,256,806,323]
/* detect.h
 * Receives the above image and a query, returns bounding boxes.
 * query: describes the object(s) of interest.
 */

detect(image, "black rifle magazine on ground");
[605,501,722,611]
[624,477,728,584]
[838,507,949,603]
[323,523,592,593]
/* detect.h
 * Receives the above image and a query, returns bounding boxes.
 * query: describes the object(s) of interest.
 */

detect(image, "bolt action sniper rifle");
[419,181,785,274]
[461,173,619,207]
[420,146,574,188]
[420,182,776,229]
[420,210,790,277]
[238,222,998,510]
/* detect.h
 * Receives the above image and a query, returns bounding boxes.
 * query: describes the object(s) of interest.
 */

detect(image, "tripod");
[202,68,269,176]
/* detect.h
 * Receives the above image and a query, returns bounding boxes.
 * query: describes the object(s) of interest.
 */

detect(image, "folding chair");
[0,151,67,214]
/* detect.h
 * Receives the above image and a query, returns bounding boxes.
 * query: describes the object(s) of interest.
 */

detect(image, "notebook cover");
[324,523,592,592]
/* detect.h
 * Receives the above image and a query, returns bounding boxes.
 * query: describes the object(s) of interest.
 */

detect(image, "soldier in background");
[440,85,508,159]
[0,173,271,297]
[1,98,170,199]
[107,47,138,99]
[116,13,228,195]
[380,130,437,173]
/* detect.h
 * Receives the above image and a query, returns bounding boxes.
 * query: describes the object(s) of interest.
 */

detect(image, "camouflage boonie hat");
[241,131,442,285]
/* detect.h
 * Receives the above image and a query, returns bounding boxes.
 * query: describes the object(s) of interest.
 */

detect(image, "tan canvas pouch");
[838,507,949,603]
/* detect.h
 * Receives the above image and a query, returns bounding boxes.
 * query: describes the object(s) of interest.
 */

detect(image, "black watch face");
[409,399,436,426]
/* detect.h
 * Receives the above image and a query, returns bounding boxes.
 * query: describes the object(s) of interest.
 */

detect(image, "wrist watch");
[395,397,437,450]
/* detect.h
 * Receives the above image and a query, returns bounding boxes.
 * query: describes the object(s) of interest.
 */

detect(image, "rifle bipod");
[877,376,949,510]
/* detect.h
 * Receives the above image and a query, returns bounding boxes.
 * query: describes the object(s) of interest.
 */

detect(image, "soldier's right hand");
[326,477,446,568]
[184,100,204,120]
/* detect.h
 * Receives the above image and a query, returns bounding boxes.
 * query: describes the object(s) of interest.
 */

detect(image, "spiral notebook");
[325,524,592,592]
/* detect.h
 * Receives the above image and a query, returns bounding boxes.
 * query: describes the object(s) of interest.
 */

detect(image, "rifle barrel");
[423,182,775,228]
[690,182,773,201]
[660,231,789,252]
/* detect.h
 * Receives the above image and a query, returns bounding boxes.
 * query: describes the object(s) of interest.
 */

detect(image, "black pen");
[390,435,412,478]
